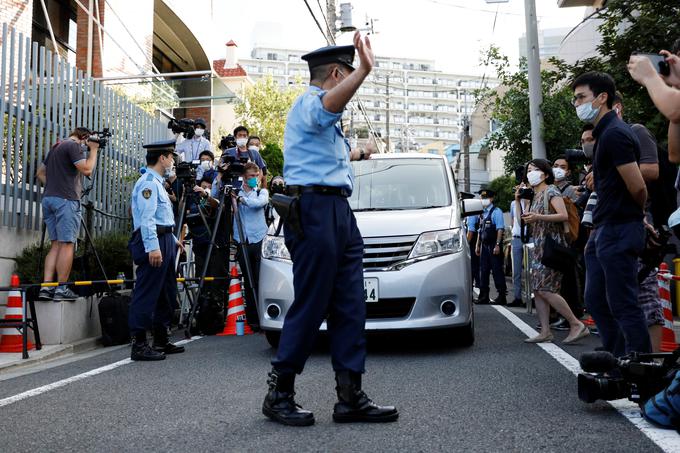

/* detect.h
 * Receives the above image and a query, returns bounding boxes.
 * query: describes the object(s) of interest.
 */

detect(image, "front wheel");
[265,330,281,348]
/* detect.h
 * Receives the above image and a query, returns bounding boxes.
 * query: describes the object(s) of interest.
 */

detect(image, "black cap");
[194,118,207,128]
[478,189,496,198]
[199,150,214,160]
[142,139,176,157]
[302,45,355,70]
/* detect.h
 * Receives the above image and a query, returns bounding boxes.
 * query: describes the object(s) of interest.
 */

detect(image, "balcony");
[557,0,605,6]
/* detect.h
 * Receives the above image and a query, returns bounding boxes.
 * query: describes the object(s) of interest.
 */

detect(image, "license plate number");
[364,278,379,303]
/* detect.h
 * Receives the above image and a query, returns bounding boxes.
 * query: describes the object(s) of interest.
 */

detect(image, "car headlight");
[408,228,463,259]
[262,235,291,262]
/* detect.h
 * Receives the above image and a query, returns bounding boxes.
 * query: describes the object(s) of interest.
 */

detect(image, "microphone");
[579,351,618,373]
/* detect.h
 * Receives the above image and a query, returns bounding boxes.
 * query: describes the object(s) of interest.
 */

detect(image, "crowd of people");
[465,39,680,355]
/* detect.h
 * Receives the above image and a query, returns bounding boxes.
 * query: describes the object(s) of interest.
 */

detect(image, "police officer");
[474,189,507,305]
[262,32,398,427]
[128,140,185,361]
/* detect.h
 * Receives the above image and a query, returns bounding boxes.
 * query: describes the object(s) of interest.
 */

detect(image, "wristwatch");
[359,150,365,161]
[496,242,502,246]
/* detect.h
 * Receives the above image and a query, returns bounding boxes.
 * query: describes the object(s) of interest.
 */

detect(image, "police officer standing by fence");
[128,140,186,361]
[262,32,398,426]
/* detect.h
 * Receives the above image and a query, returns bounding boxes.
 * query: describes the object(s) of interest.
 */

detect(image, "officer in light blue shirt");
[128,139,185,362]
[474,189,507,305]
[263,33,397,427]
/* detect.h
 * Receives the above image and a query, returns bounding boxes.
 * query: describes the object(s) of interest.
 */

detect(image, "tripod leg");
[80,216,111,288]
[232,196,258,313]
[37,222,47,282]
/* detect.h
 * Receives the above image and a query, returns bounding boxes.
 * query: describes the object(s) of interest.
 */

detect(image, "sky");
[208,0,588,76]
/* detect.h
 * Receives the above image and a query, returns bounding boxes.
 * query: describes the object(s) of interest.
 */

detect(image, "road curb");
[0,336,104,375]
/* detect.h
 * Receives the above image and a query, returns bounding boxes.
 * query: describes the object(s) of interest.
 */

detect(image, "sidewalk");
[0,336,103,374]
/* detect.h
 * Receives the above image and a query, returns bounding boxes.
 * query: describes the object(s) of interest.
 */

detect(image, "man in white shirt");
[509,184,530,307]
[176,118,211,163]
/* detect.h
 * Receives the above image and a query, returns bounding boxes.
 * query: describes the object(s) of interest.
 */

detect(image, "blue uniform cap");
[477,189,496,198]
[142,139,177,157]
[302,45,355,70]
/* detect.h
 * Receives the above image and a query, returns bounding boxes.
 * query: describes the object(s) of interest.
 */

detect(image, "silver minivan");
[258,153,483,348]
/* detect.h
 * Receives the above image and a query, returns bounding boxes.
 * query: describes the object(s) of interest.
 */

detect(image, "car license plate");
[364,278,379,303]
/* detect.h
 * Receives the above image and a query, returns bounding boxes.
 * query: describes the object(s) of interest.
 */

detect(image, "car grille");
[366,298,416,319]
[363,235,418,270]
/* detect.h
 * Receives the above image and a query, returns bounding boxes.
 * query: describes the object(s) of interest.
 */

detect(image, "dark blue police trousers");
[480,243,506,294]
[584,221,651,357]
[128,231,177,336]
[273,193,366,375]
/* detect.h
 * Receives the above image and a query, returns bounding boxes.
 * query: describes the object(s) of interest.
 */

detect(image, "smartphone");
[634,52,671,76]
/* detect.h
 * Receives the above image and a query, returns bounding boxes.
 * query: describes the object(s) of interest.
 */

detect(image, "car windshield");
[349,158,452,211]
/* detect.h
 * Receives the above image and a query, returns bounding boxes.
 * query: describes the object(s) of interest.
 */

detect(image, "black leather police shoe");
[152,327,185,354]
[333,371,398,423]
[131,342,166,361]
[262,368,314,426]
[491,293,507,306]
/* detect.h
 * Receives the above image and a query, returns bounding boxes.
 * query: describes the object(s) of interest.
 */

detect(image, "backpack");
[641,369,680,432]
[544,189,580,243]
[98,293,131,346]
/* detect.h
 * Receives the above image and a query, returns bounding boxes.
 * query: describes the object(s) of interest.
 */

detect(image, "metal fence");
[0,23,170,236]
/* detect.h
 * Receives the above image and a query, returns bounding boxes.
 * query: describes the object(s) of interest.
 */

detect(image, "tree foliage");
[234,75,305,149]
[261,142,284,179]
[487,175,516,213]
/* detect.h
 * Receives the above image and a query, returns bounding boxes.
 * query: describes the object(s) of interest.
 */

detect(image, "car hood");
[355,206,455,237]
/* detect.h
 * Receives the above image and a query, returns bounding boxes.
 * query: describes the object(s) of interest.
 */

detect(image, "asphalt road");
[0,306,668,452]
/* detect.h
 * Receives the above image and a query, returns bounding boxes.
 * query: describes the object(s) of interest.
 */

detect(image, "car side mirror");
[461,199,483,218]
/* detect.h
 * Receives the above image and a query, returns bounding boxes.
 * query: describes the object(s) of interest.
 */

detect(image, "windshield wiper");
[412,205,446,210]
[353,207,387,212]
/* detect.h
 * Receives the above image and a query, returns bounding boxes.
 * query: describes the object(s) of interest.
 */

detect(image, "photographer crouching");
[232,162,269,331]
[36,127,100,301]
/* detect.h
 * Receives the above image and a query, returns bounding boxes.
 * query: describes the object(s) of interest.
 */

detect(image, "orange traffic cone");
[657,263,678,352]
[217,266,253,336]
[0,274,34,353]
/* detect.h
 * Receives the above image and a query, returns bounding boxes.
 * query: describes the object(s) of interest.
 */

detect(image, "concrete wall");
[0,0,33,42]
[0,224,41,306]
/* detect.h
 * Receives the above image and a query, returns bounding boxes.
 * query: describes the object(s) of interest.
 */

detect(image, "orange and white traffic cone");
[0,274,34,353]
[657,263,678,352]
[217,266,253,336]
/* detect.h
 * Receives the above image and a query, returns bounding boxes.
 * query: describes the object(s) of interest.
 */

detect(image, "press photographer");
[219,126,267,186]
[173,118,212,163]
[35,127,101,301]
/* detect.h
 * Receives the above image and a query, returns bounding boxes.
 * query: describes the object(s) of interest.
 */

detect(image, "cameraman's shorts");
[42,196,81,243]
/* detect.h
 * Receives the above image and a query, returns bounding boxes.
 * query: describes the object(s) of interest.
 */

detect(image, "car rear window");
[349,158,451,211]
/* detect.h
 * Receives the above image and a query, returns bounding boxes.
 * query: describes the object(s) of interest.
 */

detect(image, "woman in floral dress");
[517,159,589,344]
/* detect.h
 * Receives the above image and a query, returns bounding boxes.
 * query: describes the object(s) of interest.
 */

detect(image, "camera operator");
[185,174,221,283]
[196,150,217,182]
[266,175,285,227]
[232,162,269,331]
[176,118,212,163]
[627,39,680,164]
[572,71,651,356]
[35,127,100,301]
[219,126,267,186]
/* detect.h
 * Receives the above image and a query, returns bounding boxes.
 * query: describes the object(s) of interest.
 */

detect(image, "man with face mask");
[571,71,651,357]
[195,150,217,183]
[262,32,397,427]
[127,139,186,361]
[218,126,268,187]
[176,118,211,164]
[472,189,507,305]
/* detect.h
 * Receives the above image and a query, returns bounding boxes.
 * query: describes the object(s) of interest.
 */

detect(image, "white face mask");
[575,101,600,123]
[481,199,491,208]
[527,170,544,187]
[200,160,212,171]
[552,168,566,181]
[236,138,248,148]
[194,128,205,137]
[248,145,260,153]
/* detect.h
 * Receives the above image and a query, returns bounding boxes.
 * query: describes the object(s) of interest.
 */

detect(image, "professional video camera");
[168,118,196,136]
[175,160,199,185]
[638,225,676,282]
[218,134,237,151]
[578,349,680,406]
[217,154,248,181]
[88,128,113,148]
[518,187,534,201]
[564,148,590,164]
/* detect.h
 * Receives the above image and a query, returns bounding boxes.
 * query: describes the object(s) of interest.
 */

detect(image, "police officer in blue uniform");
[128,140,185,361]
[262,32,398,427]
[473,189,507,305]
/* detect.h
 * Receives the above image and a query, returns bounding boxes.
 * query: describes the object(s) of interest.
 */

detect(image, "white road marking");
[492,305,680,452]
[0,337,201,408]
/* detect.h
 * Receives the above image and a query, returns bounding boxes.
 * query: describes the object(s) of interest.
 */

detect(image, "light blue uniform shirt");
[465,214,478,233]
[131,168,175,252]
[283,85,353,193]
[233,188,269,244]
[468,203,504,232]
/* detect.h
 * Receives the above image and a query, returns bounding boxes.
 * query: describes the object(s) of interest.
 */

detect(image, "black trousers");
[236,240,262,327]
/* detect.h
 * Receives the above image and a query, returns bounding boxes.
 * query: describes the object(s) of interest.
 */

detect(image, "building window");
[267,53,278,61]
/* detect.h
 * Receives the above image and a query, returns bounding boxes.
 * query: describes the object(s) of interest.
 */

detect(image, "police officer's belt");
[133,225,174,235]
[287,185,350,198]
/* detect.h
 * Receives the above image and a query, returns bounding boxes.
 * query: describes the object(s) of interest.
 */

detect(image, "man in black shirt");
[571,72,651,357]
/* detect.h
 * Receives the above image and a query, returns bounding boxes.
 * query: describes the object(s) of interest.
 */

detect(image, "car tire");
[265,330,281,348]
[453,310,475,347]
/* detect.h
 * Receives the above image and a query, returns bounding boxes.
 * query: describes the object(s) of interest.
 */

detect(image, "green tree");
[487,175,516,213]
[261,142,284,179]
[234,75,305,148]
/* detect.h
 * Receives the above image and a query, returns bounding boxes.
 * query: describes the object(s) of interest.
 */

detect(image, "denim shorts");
[42,196,81,243]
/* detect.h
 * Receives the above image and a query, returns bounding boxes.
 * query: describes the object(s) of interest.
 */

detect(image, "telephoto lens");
[581,192,598,229]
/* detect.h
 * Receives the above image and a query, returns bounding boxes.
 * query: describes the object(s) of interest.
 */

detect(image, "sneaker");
[38,286,56,301]
[53,286,79,302]
[551,318,571,331]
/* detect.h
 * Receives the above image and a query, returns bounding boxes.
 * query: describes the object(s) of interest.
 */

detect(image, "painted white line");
[0,336,201,408]
[492,305,680,452]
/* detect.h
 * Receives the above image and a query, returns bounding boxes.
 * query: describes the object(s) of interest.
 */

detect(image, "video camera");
[518,187,534,201]
[168,118,196,136]
[175,160,198,186]
[564,148,590,165]
[217,154,248,182]
[218,134,237,151]
[87,128,113,148]
[578,349,680,406]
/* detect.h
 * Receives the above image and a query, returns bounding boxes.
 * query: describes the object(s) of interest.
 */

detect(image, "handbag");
[541,234,577,273]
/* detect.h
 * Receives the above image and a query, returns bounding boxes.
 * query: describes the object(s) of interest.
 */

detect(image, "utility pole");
[385,74,390,152]
[462,115,471,193]
[327,0,338,37]
[524,0,546,159]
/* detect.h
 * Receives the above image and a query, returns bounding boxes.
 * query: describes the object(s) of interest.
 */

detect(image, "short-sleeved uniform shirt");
[43,139,85,200]
[131,168,176,252]
[592,111,643,226]
[468,204,504,233]
[283,85,353,193]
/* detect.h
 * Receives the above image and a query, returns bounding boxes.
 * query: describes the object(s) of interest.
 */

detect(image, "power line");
[316,0,336,45]
[302,0,331,45]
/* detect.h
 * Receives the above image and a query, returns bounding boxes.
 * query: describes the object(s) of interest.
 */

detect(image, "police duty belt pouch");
[641,370,680,431]
[540,235,577,274]
[98,293,131,346]
[271,194,304,237]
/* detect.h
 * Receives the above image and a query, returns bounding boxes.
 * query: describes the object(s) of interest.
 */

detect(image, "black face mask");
[271,184,285,195]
